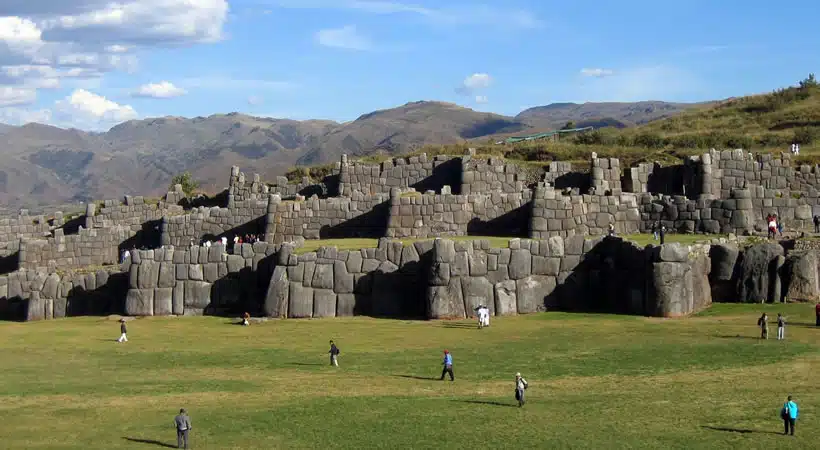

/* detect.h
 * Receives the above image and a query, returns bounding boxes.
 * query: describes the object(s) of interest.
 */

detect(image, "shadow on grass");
[701,426,781,435]
[454,400,517,408]
[715,335,760,340]
[440,322,479,329]
[122,437,176,448]
[289,362,325,366]
[394,375,438,381]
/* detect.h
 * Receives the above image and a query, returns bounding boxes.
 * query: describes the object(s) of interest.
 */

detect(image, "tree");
[799,73,818,89]
[169,172,199,196]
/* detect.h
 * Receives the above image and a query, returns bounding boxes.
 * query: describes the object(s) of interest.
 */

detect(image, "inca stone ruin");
[4,148,820,321]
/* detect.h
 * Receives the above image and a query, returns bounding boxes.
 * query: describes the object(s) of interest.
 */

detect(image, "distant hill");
[0,99,700,207]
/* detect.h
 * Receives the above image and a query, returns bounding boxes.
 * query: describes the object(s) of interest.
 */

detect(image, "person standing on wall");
[776,313,786,340]
[440,350,454,381]
[781,396,798,436]
[329,340,340,367]
[174,408,192,449]
[117,318,128,343]
[758,313,769,339]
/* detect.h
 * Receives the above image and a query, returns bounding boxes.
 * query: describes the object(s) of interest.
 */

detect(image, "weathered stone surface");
[548,236,564,257]
[173,282,184,315]
[264,266,289,317]
[53,297,66,318]
[468,251,488,276]
[26,292,45,321]
[226,255,245,273]
[158,262,175,288]
[125,288,154,316]
[429,262,450,286]
[709,243,739,281]
[137,261,159,289]
[462,276,494,315]
[434,238,456,263]
[346,251,363,273]
[313,289,337,318]
[336,293,356,316]
[736,243,784,303]
[288,283,314,318]
[42,273,60,299]
[153,288,173,315]
[451,251,469,277]
[649,262,693,317]
[302,261,316,287]
[494,280,517,315]
[783,250,820,303]
[189,264,203,281]
[516,275,556,313]
[690,250,712,313]
[400,244,420,266]
[184,281,212,309]
[508,249,532,280]
[333,261,354,294]
[312,263,335,289]
[427,279,465,319]
[658,243,689,263]
[203,263,219,283]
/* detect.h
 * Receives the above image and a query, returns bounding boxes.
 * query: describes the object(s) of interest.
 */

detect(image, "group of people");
[766,214,784,239]
[474,305,491,329]
[757,313,788,340]
[790,143,801,155]
[650,221,667,244]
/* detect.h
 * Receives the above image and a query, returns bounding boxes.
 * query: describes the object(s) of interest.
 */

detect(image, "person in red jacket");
[815,302,820,327]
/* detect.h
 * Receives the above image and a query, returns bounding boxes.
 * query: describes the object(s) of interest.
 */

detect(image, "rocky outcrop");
[736,243,784,303]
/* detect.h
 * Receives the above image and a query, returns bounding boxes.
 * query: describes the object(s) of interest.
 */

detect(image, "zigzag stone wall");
[339,154,461,196]
[19,226,134,271]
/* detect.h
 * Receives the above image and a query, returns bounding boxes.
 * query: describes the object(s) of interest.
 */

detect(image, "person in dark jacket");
[757,313,768,339]
[329,340,340,367]
[117,318,128,343]
[174,408,192,449]
[813,215,820,233]
[440,350,454,381]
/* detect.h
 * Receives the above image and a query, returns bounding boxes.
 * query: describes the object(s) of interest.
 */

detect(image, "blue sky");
[0,0,818,130]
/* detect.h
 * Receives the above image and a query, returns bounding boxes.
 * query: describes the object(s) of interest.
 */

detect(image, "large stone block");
[313,289,337,318]
[25,292,45,321]
[508,249,532,280]
[494,280,517,315]
[434,238,456,263]
[173,282,184,315]
[736,243,784,303]
[649,262,693,317]
[183,281,212,309]
[226,255,245,273]
[288,283,314,318]
[312,263,334,289]
[468,251,488,276]
[189,264,204,281]
[264,266,289,317]
[346,251,363,273]
[658,244,689,263]
[158,262,175,288]
[333,261,354,294]
[137,261,159,289]
[783,251,820,303]
[125,288,154,316]
[462,276,494,315]
[709,244,739,281]
[153,288,173,315]
[516,275,556,313]
[336,293,357,317]
[42,273,60,299]
[427,278,466,319]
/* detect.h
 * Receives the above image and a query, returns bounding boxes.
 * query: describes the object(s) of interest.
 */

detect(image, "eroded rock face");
[783,250,820,303]
[736,243,784,303]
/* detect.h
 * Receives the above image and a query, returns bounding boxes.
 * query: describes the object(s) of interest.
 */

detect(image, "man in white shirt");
[480,306,490,327]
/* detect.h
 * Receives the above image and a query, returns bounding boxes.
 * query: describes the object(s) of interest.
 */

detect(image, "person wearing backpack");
[757,313,769,339]
[781,396,798,435]
[328,340,340,367]
[515,372,528,407]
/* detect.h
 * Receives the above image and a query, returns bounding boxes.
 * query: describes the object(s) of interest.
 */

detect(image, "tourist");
[757,313,768,339]
[174,408,192,449]
[815,301,820,327]
[121,249,130,264]
[329,340,340,367]
[117,318,128,343]
[481,305,490,328]
[659,225,666,245]
[221,236,227,247]
[242,312,250,326]
[651,221,659,241]
[515,372,528,407]
[814,215,820,233]
[781,396,798,436]
[777,220,784,236]
[440,350,454,381]
[777,313,786,340]
[768,217,777,239]
[203,240,211,248]
[608,222,615,237]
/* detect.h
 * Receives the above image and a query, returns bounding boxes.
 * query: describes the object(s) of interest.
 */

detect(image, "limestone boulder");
[288,283,313,318]
[313,289,337,318]
[183,281,212,309]
[153,288,173,315]
[508,249,532,280]
[312,263,334,289]
[264,266,289,317]
[494,280,517,315]
[709,243,739,281]
[462,276,494,315]
[736,243,784,303]
[427,278,466,319]
[516,275,556,313]
[125,288,154,316]
[649,262,693,317]
[783,250,820,303]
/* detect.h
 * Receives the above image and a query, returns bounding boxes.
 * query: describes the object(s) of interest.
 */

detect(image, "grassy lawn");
[621,233,728,247]
[0,304,817,449]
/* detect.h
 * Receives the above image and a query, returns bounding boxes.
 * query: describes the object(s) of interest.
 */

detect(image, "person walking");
[758,313,769,339]
[659,225,666,245]
[777,313,786,340]
[651,221,659,241]
[440,350,454,381]
[781,396,798,436]
[117,318,128,343]
[328,340,340,367]
[814,215,820,233]
[174,408,192,449]
[515,372,528,407]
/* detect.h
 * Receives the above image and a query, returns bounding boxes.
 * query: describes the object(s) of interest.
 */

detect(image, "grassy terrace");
[0,304,817,449]
[292,233,727,254]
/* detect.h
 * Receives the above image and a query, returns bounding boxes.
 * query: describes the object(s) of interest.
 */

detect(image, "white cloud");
[315,25,372,51]
[132,81,187,98]
[580,68,614,78]
[34,88,139,130]
[456,72,492,96]
[272,1,541,29]
[475,95,488,104]
[247,95,263,106]
[0,86,36,106]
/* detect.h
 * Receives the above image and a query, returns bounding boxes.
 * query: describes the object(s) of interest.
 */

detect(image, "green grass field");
[1,304,817,449]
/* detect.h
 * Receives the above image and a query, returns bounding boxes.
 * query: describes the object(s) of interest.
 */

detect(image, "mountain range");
[0,100,701,207]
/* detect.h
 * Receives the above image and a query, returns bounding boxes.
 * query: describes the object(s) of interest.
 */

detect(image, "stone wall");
[639,188,754,234]
[339,154,462,196]
[18,226,134,271]
[0,212,61,258]
[124,242,278,317]
[267,175,333,199]
[263,239,433,319]
[161,200,268,247]
[590,153,622,195]
[460,156,526,194]
[386,188,532,238]
[529,185,641,239]
[266,192,391,243]
[0,267,128,321]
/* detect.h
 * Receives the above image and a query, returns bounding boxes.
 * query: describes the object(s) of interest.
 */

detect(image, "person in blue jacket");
[781,396,798,436]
